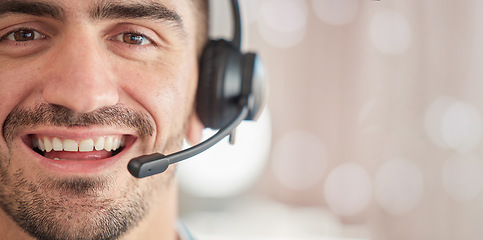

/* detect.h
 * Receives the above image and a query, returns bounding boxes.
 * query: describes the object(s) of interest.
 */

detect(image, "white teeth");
[104,136,113,151]
[38,138,45,152]
[44,137,53,152]
[52,137,63,151]
[63,139,78,152]
[34,136,125,153]
[79,139,94,152]
[94,137,105,151]
[113,138,120,151]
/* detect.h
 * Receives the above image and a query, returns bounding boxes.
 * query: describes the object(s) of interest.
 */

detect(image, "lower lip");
[23,138,135,175]
[39,153,122,174]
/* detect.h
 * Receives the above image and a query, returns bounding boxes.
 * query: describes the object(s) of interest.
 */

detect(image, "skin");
[0,0,204,239]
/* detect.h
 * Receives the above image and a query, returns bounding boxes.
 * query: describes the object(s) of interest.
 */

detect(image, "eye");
[114,32,153,46]
[2,28,45,42]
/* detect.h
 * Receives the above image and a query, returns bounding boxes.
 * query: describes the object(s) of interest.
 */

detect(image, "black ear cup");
[241,52,265,121]
[197,39,241,129]
[197,38,263,129]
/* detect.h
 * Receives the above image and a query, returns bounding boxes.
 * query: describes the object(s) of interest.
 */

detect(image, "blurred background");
[178,0,483,239]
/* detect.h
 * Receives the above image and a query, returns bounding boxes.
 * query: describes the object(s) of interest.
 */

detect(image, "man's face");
[0,0,201,239]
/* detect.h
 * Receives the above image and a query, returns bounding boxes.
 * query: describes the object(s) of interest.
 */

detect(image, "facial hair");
[0,104,184,240]
[0,168,150,240]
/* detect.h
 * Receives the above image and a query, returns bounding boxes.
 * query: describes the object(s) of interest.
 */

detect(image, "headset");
[127,0,266,178]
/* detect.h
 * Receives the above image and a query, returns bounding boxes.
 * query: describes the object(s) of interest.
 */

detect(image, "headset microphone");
[127,0,266,178]
[128,107,248,178]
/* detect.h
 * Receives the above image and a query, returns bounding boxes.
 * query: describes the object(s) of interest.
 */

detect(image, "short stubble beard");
[0,104,185,240]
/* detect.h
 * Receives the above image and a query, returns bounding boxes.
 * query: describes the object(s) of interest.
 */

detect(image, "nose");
[42,32,119,113]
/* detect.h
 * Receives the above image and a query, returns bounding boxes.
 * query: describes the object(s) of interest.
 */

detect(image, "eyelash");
[0,28,158,48]
[0,28,48,46]
[111,31,158,47]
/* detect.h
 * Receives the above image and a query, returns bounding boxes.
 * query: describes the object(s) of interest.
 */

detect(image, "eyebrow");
[91,1,185,35]
[92,1,182,23]
[0,0,64,20]
[0,0,184,32]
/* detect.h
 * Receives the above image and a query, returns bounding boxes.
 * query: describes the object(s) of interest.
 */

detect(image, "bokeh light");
[311,0,359,25]
[425,97,454,150]
[441,101,482,152]
[442,153,483,202]
[184,1,483,239]
[425,97,483,152]
[374,158,424,215]
[324,164,372,216]
[271,130,328,191]
[257,0,308,48]
[370,10,412,55]
[177,110,272,198]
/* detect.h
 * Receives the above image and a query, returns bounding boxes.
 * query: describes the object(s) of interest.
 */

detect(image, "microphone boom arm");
[128,107,249,178]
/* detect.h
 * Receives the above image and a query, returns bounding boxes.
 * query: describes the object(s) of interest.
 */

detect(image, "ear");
[186,113,204,145]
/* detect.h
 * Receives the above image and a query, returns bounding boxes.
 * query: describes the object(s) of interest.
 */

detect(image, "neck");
[0,209,33,240]
[121,180,179,240]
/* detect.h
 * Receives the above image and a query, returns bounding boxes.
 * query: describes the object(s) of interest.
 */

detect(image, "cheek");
[116,56,198,143]
[0,60,45,146]
[0,61,37,105]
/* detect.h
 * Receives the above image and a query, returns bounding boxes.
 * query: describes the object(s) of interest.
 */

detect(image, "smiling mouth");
[26,135,131,161]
